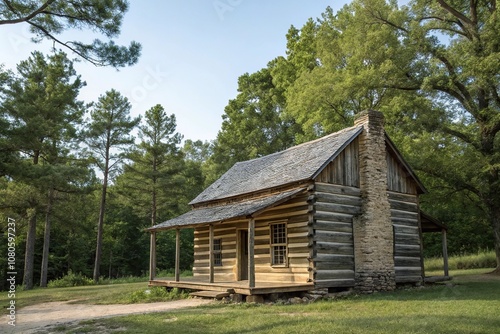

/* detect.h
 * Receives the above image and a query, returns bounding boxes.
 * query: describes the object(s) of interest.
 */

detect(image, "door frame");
[237,229,248,281]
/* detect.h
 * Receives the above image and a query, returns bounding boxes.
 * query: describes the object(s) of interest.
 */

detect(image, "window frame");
[270,221,288,267]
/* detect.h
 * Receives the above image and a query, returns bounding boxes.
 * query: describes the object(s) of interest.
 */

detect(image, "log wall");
[389,191,423,283]
[312,182,361,288]
[192,193,310,283]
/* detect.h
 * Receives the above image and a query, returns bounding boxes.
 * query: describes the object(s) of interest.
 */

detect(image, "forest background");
[1,0,498,291]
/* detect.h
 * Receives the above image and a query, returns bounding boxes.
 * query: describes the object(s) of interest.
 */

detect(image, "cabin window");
[213,238,222,266]
[270,223,287,266]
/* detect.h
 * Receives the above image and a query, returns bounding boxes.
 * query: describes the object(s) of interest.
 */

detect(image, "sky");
[0,1,349,142]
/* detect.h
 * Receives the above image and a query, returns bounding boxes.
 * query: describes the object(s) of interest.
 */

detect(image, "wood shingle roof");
[190,126,363,206]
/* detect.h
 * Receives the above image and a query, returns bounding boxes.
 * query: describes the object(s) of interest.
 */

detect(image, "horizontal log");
[394,244,421,257]
[315,210,353,223]
[314,278,355,288]
[387,191,418,203]
[315,269,354,280]
[315,242,354,256]
[313,253,353,262]
[314,230,353,244]
[314,257,354,270]
[394,233,420,245]
[314,221,353,233]
[315,192,362,207]
[388,199,418,212]
[395,256,422,268]
[393,224,419,235]
[315,202,361,215]
[391,217,419,227]
[395,267,422,277]
[391,209,419,220]
[315,183,361,196]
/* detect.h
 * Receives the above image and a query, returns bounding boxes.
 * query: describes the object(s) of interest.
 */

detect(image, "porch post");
[209,224,214,283]
[149,231,156,281]
[175,228,180,282]
[442,229,449,277]
[248,218,255,288]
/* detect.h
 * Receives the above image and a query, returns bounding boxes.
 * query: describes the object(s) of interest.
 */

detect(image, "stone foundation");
[355,270,396,294]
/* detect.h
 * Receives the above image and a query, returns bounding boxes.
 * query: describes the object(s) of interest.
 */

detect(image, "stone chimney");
[353,110,395,293]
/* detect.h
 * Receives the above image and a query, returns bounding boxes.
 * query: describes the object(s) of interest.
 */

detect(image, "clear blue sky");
[1,1,349,142]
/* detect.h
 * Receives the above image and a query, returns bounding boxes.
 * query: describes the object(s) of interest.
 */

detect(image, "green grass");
[425,250,496,271]
[32,270,500,334]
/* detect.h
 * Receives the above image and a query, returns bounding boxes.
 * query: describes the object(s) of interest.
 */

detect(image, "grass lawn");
[34,268,500,334]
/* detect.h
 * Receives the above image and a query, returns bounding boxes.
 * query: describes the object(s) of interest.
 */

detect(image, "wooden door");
[238,230,248,280]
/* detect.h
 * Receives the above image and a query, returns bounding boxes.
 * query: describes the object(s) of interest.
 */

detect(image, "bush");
[47,270,94,288]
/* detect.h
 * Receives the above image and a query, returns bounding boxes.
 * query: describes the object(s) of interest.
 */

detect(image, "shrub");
[47,270,94,288]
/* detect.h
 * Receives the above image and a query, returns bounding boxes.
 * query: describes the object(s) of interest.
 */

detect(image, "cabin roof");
[190,126,364,205]
[147,188,306,231]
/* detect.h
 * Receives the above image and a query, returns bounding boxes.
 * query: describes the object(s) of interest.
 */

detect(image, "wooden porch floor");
[149,277,314,295]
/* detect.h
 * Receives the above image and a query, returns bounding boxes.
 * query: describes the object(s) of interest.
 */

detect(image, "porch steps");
[189,290,230,300]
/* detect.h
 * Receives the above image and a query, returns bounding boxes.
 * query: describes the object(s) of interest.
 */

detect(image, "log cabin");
[147,110,447,297]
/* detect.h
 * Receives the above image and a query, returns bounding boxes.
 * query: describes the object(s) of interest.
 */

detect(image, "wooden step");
[189,290,230,299]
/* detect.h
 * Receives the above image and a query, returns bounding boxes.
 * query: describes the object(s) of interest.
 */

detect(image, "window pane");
[273,245,286,265]
[272,223,286,244]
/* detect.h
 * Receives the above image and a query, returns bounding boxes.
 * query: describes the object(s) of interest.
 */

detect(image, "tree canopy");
[0,0,141,68]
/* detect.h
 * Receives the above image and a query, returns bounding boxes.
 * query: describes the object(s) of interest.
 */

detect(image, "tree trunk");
[40,188,55,287]
[23,209,37,290]
[491,204,500,274]
[93,170,108,283]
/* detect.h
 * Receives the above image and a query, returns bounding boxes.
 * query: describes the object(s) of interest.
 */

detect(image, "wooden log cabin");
[147,110,447,296]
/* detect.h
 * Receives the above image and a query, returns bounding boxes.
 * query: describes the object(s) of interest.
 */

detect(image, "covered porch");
[146,188,309,296]
[421,212,451,282]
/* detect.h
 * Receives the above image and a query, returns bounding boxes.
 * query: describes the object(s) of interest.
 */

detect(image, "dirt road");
[2,298,213,334]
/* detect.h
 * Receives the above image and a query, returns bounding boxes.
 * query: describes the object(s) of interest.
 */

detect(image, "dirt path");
[2,298,213,334]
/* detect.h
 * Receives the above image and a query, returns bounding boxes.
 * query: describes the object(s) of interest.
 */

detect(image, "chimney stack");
[353,110,396,293]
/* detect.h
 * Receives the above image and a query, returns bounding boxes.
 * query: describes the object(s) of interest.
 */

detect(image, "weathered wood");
[388,199,418,212]
[175,229,180,282]
[314,210,353,223]
[394,256,422,267]
[315,269,354,280]
[387,191,418,203]
[314,278,355,288]
[208,225,214,283]
[314,230,353,244]
[394,244,421,257]
[315,242,353,256]
[315,183,361,197]
[149,232,156,281]
[189,290,230,299]
[315,202,361,215]
[394,233,420,244]
[248,218,255,288]
[395,267,422,276]
[314,221,353,233]
[393,224,419,235]
[315,192,362,206]
[390,209,419,220]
